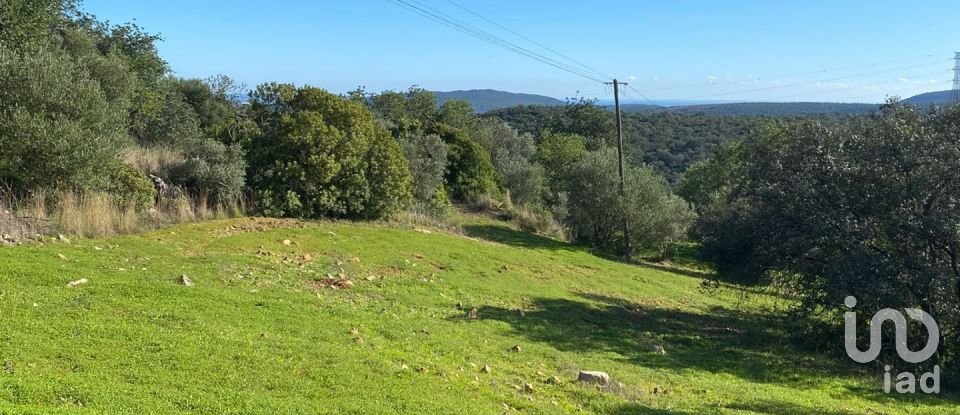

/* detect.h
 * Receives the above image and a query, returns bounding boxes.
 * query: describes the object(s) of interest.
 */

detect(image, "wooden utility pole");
[607,79,632,260]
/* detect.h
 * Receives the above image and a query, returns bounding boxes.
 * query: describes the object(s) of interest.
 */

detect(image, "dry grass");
[123,146,185,175]
[509,205,568,241]
[392,205,463,234]
[2,190,243,239]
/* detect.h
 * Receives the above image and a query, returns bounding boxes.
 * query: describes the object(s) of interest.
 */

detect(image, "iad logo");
[844,296,941,394]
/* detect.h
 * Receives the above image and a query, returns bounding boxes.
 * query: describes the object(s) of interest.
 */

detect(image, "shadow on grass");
[606,400,863,415]
[475,293,857,387]
[463,223,578,252]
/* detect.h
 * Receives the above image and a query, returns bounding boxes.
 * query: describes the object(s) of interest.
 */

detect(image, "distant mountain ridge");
[432,89,564,113]
[902,90,957,107]
[434,89,956,117]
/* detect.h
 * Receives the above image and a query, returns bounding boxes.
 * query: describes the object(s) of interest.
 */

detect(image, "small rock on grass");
[577,370,610,385]
[66,278,88,288]
[510,345,522,353]
[178,275,194,287]
[282,239,292,246]
[481,364,491,374]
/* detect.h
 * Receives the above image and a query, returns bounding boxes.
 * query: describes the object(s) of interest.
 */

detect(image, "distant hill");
[433,89,564,113]
[659,102,880,117]
[903,90,957,107]
[610,102,879,116]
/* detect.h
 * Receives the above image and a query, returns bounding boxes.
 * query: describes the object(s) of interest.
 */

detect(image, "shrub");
[399,133,448,203]
[437,124,499,202]
[248,86,412,219]
[0,44,129,192]
[562,148,695,255]
[105,162,156,210]
[471,118,544,205]
[167,138,246,203]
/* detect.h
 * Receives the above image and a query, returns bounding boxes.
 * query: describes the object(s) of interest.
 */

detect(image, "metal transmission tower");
[953,52,960,104]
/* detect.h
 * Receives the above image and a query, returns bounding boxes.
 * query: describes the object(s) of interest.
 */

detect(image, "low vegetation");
[0,216,954,414]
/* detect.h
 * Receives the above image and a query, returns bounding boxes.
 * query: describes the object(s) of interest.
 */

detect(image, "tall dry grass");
[2,190,244,239]
[123,146,185,175]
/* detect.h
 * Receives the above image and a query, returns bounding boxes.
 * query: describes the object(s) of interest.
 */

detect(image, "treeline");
[0,0,691,257]
[488,104,767,183]
[679,102,960,384]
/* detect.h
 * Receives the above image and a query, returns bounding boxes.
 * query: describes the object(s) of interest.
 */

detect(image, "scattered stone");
[651,344,667,355]
[498,265,509,273]
[57,253,67,260]
[365,275,377,282]
[178,275,194,286]
[523,383,534,393]
[400,363,409,370]
[281,239,292,246]
[57,234,70,244]
[481,364,491,374]
[350,327,360,336]
[467,308,479,319]
[302,254,313,262]
[510,345,522,353]
[546,375,562,385]
[414,228,432,234]
[350,257,361,263]
[456,302,463,309]
[577,370,610,386]
[327,231,337,236]
[66,278,88,288]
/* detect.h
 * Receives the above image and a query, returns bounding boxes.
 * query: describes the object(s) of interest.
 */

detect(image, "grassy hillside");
[0,217,953,414]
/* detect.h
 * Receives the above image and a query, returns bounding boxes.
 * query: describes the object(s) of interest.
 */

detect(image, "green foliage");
[105,162,156,210]
[436,124,499,202]
[0,0,77,50]
[492,105,765,183]
[369,86,438,137]
[167,139,246,203]
[471,118,544,206]
[0,44,128,191]
[694,103,960,377]
[130,79,203,147]
[561,148,694,255]
[399,133,448,203]
[534,131,587,192]
[248,86,411,219]
[439,99,475,130]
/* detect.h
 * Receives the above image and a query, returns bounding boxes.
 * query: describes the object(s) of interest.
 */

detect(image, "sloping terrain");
[0,217,953,414]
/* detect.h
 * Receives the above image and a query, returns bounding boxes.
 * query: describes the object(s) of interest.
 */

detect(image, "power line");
[441,0,612,81]
[388,0,607,84]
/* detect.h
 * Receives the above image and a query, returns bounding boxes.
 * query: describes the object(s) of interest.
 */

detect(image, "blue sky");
[82,0,959,103]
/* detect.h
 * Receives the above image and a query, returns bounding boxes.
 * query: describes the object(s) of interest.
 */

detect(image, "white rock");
[577,370,610,385]
[178,275,194,287]
[67,278,88,288]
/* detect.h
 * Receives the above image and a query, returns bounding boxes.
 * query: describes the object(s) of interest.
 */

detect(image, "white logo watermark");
[843,296,941,394]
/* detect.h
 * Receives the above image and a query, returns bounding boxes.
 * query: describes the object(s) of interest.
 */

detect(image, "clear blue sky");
[82,0,959,103]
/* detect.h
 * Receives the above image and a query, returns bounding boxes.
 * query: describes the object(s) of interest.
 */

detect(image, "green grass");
[0,216,955,414]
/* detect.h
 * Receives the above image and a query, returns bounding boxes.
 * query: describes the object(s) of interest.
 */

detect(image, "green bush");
[562,148,694,255]
[248,86,412,219]
[167,138,246,203]
[105,162,156,210]
[0,44,129,192]
[437,124,499,202]
[399,133,448,203]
